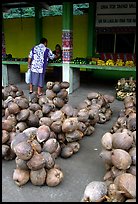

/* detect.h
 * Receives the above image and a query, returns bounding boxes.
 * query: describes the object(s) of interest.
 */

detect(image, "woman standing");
[28,38,57,96]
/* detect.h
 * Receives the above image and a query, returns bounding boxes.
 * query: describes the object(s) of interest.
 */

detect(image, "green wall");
[3,15,88,72]
[4,15,88,58]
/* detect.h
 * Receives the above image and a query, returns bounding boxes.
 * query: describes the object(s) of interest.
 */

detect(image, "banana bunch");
[116,90,135,101]
[125,60,135,67]
[115,59,124,66]
[105,59,115,66]
[115,77,136,100]
[97,59,105,66]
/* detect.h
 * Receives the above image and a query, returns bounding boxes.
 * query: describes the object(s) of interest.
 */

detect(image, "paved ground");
[2,73,124,202]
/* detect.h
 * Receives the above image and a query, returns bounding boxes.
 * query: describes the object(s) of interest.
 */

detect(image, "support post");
[62,2,80,93]
[87,2,96,57]
[35,5,42,44]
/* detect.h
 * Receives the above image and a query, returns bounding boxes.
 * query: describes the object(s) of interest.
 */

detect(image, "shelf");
[2,61,136,71]
[69,64,136,71]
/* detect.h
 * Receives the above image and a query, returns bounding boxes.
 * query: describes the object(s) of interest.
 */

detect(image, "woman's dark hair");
[55,44,61,50]
[40,38,48,44]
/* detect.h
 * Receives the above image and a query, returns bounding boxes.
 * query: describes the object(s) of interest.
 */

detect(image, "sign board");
[96,2,136,14]
[96,2,136,27]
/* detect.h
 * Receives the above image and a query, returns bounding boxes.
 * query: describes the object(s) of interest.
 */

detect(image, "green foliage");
[3,3,89,19]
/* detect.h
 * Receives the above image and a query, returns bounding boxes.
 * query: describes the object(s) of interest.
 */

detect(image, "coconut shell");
[15,122,28,133]
[99,149,112,166]
[81,181,107,202]
[36,125,51,143]
[14,97,29,109]
[52,83,61,93]
[41,152,55,169]
[15,157,29,170]
[11,132,28,152]
[16,109,30,121]
[13,168,30,186]
[38,95,48,106]
[50,120,62,133]
[61,104,74,117]
[39,117,53,126]
[129,147,136,165]
[77,109,89,122]
[42,103,52,115]
[60,81,70,89]
[112,132,133,151]
[62,117,78,133]
[46,168,64,187]
[65,130,83,142]
[101,132,113,150]
[60,145,74,158]
[50,110,65,122]
[8,102,20,114]
[67,141,80,153]
[103,94,115,103]
[14,141,34,160]
[111,149,132,170]
[2,130,10,144]
[57,89,68,99]
[27,153,46,170]
[30,168,46,186]
[53,97,65,108]
[114,173,136,199]
[51,143,61,159]
[29,103,41,112]
[2,119,14,132]
[127,165,136,176]
[2,144,10,158]
[87,92,99,100]
[84,126,95,136]
[23,127,37,139]
[77,122,87,133]
[46,89,56,100]
[27,113,39,127]
[42,138,58,154]
[46,81,54,89]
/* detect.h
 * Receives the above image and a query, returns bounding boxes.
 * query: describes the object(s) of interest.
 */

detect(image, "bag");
[25,69,31,84]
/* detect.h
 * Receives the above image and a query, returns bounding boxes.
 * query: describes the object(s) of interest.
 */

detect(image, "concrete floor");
[2,74,124,202]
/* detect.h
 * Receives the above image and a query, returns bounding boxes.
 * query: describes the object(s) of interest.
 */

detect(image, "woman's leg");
[37,86,42,95]
[29,83,33,93]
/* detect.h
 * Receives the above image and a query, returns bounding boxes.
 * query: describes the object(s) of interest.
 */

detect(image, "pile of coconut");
[2,82,115,187]
[81,95,136,202]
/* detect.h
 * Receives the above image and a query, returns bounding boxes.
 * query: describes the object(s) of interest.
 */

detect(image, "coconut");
[81,181,107,202]
[30,168,46,186]
[41,152,55,169]
[112,132,133,151]
[114,173,136,199]
[101,132,113,150]
[60,145,74,158]
[36,125,51,143]
[27,152,46,170]
[13,168,30,186]
[42,138,58,154]
[14,141,34,160]
[111,149,132,170]
[46,168,64,187]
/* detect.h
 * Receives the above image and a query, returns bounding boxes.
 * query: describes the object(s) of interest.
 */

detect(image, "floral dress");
[28,43,55,87]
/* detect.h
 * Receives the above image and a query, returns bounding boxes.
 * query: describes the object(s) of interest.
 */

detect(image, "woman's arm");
[28,50,33,69]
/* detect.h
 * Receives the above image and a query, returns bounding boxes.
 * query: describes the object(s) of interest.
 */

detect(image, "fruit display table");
[2,61,136,94]
[2,61,62,87]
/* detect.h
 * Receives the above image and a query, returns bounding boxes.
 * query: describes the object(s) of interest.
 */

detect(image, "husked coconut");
[81,181,107,202]
[46,167,64,187]
[36,125,50,143]
[30,168,46,186]
[13,168,30,186]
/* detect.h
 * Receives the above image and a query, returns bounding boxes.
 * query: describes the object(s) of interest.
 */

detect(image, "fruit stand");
[2,60,136,94]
